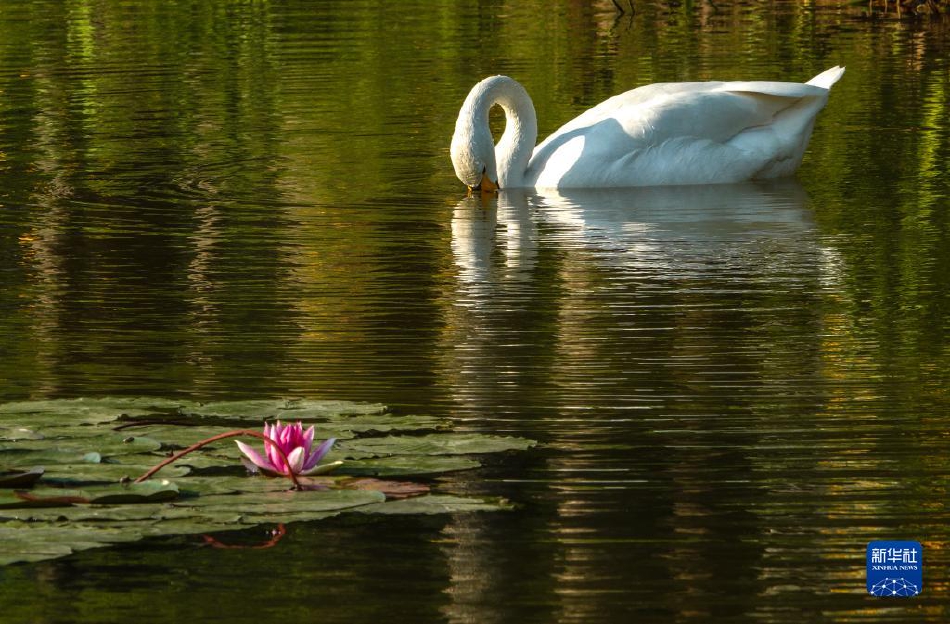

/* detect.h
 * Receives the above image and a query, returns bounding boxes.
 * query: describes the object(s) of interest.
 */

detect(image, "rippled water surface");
[1,1,949,622]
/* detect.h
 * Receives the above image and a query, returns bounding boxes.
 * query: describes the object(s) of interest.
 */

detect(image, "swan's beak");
[469,171,498,195]
[480,172,498,192]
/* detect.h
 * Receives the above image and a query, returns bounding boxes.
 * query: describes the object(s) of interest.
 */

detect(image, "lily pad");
[182,399,387,422]
[0,434,162,462]
[85,480,180,505]
[0,522,150,566]
[336,455,482,477]
[324,477,430,500]
[0,488,87,509]
[42,460,191,484]
[0,467,44,488]
[354,495,513,515]
[0,480,179,508]
[0,525,88,565]
[339,433,536,458]
[0,397,535,567]
[172,488,385,515]
[0,397,194,424]
[0,427,44,441]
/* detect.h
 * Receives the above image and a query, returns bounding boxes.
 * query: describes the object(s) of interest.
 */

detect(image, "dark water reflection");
[1,0,949,622]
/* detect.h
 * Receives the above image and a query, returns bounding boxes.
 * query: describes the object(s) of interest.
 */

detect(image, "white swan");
[451,67,844,191]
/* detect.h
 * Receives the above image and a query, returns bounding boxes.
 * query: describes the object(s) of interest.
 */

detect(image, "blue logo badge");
[867,541,922,597]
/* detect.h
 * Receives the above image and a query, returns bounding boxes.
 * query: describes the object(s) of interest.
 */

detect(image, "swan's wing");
[528,80,833,187]
[542,81,830,148]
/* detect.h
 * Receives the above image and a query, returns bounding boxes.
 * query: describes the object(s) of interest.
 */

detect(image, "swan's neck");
[456,76,538,189]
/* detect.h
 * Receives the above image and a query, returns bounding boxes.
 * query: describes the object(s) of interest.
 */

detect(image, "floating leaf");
[0,427,44,441]
[173,490,386,524]
[335,477,430,500]
[182,399,387,422]
[0,434,162,463]
[0,480,179,507]
[0,525,85,565]
[85,480,180,505]
[0,397,194,424]
[0,467,44,488]
[339,433,536,458]
[355,495,513,515]
[336,455,482,477]
[42,460,190,484]
[0,522,148,566]
[0,488,86,509]
[299,413,450,434]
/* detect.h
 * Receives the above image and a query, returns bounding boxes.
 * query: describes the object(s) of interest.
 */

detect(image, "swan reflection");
[441,180,843,410]
[451,180,814,283]
[451,190,539,286]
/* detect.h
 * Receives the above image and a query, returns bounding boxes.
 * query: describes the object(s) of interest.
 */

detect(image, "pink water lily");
[236,421,337,477]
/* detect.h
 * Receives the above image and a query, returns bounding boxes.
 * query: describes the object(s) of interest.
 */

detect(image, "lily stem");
[135,430,301,489]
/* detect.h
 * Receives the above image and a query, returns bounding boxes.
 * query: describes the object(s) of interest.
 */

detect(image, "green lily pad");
[0,427,44,441]
[339,433,536,458]
[85,480,180,505]
[0,480,179,508]
[0,397,535,567]
[355,495,513,515]
[300,413,450,434]
[18,504,170,524]
[182,399,387,422]
[172,488,384,513]
[0,488,87,509]
[164,488,389,529]
[0,434,162,462]
[336,455,482,477]
[0,522,150,566]
[42,460,191,484]
[0,397,194,424]
[0,525,87,565]
[0,467,44,488]
[316,477,430,500]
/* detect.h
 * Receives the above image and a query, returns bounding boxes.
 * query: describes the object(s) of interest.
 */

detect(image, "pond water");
[1,0,949,622]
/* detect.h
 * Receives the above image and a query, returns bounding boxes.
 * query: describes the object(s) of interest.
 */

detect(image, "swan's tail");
[806,66,845,90]
[738,67,844,179]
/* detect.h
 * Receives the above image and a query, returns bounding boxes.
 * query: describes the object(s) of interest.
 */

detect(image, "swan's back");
[526,67,844,188]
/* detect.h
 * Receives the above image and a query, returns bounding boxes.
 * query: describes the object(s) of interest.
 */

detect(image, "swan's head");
[450,112,499,192]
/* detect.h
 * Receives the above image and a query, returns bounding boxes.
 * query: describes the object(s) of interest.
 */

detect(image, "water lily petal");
[265,422,287,469]
[266,448,284,472]
[236,440,276,473]
[304,437,336,471]
[286,446,306,475]
[261,423,273,464]
[303,425,315,450]
[301,460,343,476]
